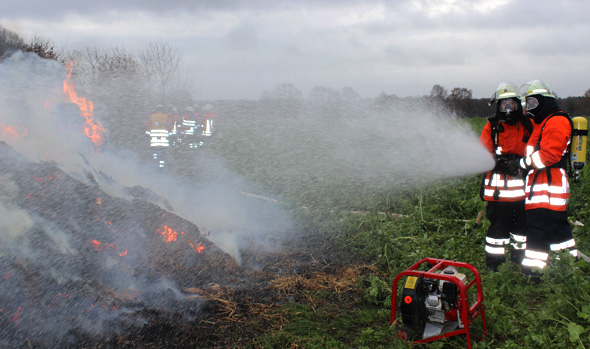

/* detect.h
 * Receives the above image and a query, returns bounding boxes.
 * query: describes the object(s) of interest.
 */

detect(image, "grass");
[177,112,590,348]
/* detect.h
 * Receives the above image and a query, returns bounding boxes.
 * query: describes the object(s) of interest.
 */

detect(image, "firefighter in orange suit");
[167,106,180,146]
[480,82,531,271]
[180,106,199,148]
[146,105,170,168]
[200,104,216,137]
[505,80,577,274]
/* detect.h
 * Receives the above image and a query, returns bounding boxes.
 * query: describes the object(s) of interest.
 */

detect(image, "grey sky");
[2,0,590,100]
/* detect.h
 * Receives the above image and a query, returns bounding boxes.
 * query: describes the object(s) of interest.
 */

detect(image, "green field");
[170,114,590,348]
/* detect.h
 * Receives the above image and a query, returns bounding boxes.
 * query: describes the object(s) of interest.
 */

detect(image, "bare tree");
[23,35,59,60]
[430,84,447,100]
[307,86,346,118]
[584,89,590,98]
[63,48,102,91]
[98,47,140,75]
[64,47,140,94]
[0,28,59,61]
[341,86,362,103]
[261,83,303,101]
[449,87,472,100]
[0,26,24,59]
[374,92,399,108]
[63,46,153,149]
[260,83,304,117]
[138,41,183,104]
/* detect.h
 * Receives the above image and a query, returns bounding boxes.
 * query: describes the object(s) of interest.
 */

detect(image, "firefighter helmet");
[519,79,556,99]
[489,82,520,105]
[492,82,519,101]
[489,82,522,122]
[185,106,194,113]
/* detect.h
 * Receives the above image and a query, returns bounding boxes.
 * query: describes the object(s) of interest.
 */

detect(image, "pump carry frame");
[391,258,487,348]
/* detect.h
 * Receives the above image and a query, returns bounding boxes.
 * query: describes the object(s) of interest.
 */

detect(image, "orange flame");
[12,306,21,322]
[1,124,27,139]
[157,225,178,243]
[156,225,205,253]
[91,239,115,251]
[119,249,128,256]
[91,240,102,251]
[187,239,205,253]
[62,62,105,146]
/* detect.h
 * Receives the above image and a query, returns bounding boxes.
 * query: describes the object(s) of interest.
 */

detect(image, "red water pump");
[391,258,487,348]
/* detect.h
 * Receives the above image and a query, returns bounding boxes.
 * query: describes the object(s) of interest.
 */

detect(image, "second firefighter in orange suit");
[506,80,578,275]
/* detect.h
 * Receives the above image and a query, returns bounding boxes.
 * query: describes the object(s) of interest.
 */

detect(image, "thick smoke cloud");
[0,52,493,346]
[0,52,293,259]
[0,52,292,346]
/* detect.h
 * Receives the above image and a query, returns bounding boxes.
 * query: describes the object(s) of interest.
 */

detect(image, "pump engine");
[391,258,486,348]
[400,266,467,337]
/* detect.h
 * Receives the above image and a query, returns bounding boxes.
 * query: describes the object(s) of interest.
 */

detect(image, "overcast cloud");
[2,0,590,100]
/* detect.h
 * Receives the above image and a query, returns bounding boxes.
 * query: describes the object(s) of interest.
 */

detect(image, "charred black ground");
[0,141,367,348]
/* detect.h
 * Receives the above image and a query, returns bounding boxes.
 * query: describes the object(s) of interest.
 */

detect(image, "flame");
[12,306,21,322]
[1,124,27,139]
[187,239,205,253]
[90,238,127,256]
[91,239,115,251]
[62,62,105,147]
[156,225,206,253]
[91,240,101,251]
[96,197,102,205]
[157,225,178,243]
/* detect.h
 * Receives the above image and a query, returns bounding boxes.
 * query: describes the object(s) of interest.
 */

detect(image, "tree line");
[1,25,193,150]
[256,83,590,119]
[427,84,590,118]
[0,26,58,60]
[2,24,589,145]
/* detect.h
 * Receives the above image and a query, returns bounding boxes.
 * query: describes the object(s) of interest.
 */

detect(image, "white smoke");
[0,200,34,243]
[0,52,493,261]
[0,51,495,346]
[0,51,292,261]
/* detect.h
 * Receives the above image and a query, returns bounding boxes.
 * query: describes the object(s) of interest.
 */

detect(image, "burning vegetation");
[0,57,369,347]
[0,141,241,346]
[62,62,105,148]
[0,140,369,347]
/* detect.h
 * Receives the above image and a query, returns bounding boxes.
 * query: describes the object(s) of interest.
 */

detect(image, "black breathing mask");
[496,98,521,124]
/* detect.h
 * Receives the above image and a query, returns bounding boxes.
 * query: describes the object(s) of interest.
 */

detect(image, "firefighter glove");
[494,156,508,172]
[505,158,523,177]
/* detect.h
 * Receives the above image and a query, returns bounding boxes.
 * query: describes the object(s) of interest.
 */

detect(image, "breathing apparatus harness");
[481,113,532,201]
[526,112,575,201]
